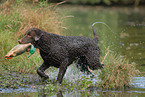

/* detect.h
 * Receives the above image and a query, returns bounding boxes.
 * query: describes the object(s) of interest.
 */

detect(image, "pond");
[60,5,145,72]
[1,5,145,97]
[62,6,145,62]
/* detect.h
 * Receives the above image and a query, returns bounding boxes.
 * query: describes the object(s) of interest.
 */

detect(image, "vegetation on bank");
[0,1,139,90]
[0,2,63,74]
[0,0,144,6]
[98,48,139,89]
[67,0,143,6]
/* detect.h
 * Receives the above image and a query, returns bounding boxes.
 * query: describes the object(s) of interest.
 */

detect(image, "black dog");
[18,24,103,84]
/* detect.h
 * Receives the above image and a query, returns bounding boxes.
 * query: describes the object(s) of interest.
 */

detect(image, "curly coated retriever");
[18,24,103,84]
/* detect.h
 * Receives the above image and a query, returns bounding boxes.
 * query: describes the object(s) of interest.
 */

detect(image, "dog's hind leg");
[87,57,103,70]
[75,57,94,77]
[86,51,103,70]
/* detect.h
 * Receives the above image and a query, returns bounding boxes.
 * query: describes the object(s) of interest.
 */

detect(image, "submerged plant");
[98,48,139,89]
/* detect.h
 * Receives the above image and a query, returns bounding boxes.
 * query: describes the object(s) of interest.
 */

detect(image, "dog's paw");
[42,76,49,81]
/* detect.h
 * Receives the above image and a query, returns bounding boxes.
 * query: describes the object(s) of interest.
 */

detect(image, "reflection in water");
[38,88,47,97]
[57,91,63,97]
[38,88,63,97]
[1,85,145,97]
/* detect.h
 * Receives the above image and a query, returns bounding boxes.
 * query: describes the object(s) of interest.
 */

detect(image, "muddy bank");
[0,71,41,89]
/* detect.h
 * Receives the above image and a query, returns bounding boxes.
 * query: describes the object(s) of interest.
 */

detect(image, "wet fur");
[19,28,103,84]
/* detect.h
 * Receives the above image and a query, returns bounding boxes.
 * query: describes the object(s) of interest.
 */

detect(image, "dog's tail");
[92,22,99,42]
[92,22,114,42]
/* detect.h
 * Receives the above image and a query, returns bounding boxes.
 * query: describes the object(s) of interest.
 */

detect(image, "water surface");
[59,5,145,71]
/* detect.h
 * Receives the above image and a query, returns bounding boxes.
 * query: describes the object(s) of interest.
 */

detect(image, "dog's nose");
[18,39,21,44]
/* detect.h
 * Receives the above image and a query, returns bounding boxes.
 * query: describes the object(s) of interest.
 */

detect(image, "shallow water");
[1,77,145,97]
[131,77,145,88]
[1,66,145,97]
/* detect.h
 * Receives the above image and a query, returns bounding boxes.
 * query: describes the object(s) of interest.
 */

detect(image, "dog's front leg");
[37,62,50,81]
[57,58,68,84]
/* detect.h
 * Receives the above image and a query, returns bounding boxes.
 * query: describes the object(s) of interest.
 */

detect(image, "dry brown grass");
[98,48,140,89]
[1,2,64,36]
[0,2,64,74]
[15,4,63,36]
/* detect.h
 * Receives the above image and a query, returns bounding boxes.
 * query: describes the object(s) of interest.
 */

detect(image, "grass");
[0,1,64,74]
[97,48,140,89]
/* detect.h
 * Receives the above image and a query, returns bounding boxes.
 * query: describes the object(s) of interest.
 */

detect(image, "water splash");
[92,22,118,54]
[64,64,101,84]
[46,64,100,84]
[92,22,114,34]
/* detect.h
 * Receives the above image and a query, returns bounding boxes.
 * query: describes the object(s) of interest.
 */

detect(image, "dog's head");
[18,28,43,44]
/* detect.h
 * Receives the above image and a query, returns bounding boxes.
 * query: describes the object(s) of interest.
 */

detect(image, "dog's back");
[18,22,102,84]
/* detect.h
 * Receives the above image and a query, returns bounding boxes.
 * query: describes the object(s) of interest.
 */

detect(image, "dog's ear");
[34,29,44,41]
[35,32,43,41]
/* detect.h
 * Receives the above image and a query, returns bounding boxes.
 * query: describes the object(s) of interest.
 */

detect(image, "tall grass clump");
[97,48,139,89]
[0,2,64,74]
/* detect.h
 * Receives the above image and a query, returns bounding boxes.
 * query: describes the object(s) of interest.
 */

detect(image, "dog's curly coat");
[19,25,103,84]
